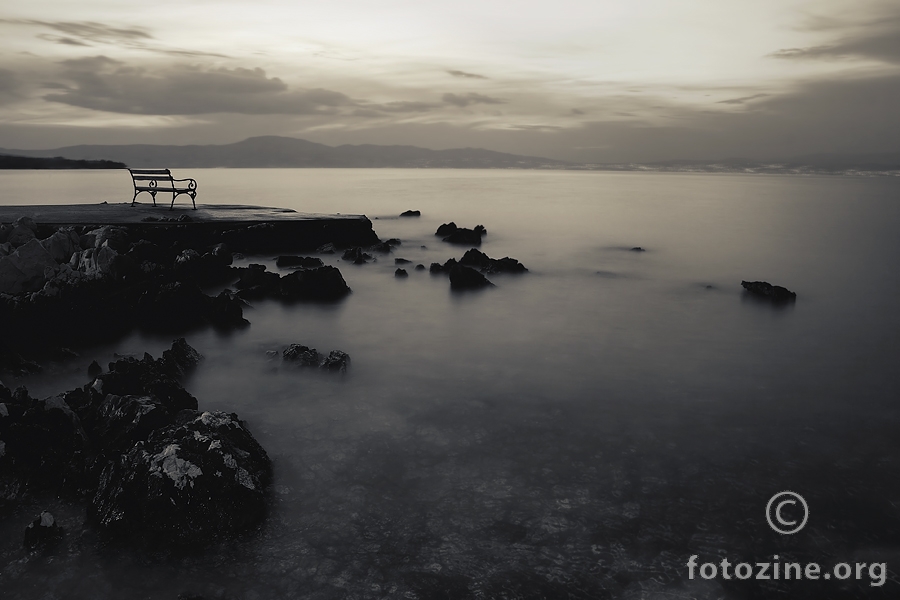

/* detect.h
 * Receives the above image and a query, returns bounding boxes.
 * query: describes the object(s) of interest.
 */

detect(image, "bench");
[129,168,198,210]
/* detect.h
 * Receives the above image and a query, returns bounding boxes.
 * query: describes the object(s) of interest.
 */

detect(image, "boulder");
[275,256,324,269]
[85,226,130,252]
[280,265,351,301]
[282,344,320,367]
[395,268,408,278]
[93,394,172,454]
[741,280,797,303]
[0,224,10,244]
[316,242,337,254]
[206,290,249,329]
[23,511,64,550]
[159,337,203,379]
[87,360,102,379]
[415,264,426,271]
[7,225,36,248]
[73,244,130,279]
[40,228,81,263]
[0,238,58,294]
[435,222,458,236]
[320,350,350,373]
[443,228,483,245]
[207,243,233,266]
[90,410,272,545]
[96,345,199,415]
[14,217,37,233]
[342,247,373,264]
[459,248,527,274]
[449,265,494,290]
[400,210,421,217]
[0,242,11,257]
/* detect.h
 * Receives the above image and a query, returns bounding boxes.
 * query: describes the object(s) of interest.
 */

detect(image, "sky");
[0,0,898,162]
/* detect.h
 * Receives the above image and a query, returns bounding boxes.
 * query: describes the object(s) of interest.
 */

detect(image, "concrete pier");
[0,202,380,252]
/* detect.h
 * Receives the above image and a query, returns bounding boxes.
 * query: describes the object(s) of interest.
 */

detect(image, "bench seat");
[129,168,198,210]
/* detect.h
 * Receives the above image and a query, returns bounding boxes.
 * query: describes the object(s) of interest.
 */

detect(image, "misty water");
[2,169,900,598]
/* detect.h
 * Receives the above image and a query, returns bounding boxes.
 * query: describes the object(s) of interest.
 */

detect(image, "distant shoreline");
[0,155,127,170]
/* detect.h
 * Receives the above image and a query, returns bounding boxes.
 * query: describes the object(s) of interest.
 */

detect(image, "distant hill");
[0,136,571,169]
[0,154,126,170]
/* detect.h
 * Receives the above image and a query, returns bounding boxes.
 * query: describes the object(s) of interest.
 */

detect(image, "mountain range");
[1,136,898,174]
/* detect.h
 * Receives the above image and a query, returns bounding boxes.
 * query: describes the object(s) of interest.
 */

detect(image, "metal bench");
[129,168,198,210]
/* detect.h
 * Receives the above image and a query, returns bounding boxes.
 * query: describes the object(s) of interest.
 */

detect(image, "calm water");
[2,169,900,598]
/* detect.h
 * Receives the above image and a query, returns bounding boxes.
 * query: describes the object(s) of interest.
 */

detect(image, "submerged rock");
[282,345,351,373]
[275,255,324,269]
[400,210,421,217]
[394,258,412,264]
[415,264,425,271]
[741,280,797,303]
[90,410,272,545]
[321,350,350,373]
[449,265,494,290]
[395,268,408,278]
[341,247,374,264]
[23,511,64,550]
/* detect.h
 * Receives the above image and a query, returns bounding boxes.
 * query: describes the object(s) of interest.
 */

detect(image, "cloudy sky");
[1,0,898,162]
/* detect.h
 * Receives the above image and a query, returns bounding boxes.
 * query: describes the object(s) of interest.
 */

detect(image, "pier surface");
[0,202,380,252]
[0,202,365,226]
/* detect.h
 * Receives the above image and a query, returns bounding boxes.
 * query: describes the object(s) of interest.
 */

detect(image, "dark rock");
[177,215,192,222]
[40,227,81,263]
[316,243,337,254]
[234,264,281,299]
[282,344,320,367]
[208,243,233,266]
[741,280,797,302]
[435,222,458,236]
[126,240,168,265]
[137,282,210,332]
[449,265,494,290]
[88,360,102,379]
[90,410,272,545]
[443,228,483,245]
[630,246,645,252]
[85,226,130,252]
[276,256,324,269]
[207,290,248,329]
[320,350,350,373]
[459,248,527,274]
[97,344,199,414]
[159,337,203,379]
[280,266,351,301]
[94,394,172,454]
[395,268,408,278]
[368,241,394,253]
[0,238,58,294]
[400,210,421,217]
[341,247,373,264]
[474,225,487,236]
[429,258,458,274]
[415,264,425,271]
[394,258,412,264]
[386,238,401,247]
[0,352,43,377]
[23,511,64,550]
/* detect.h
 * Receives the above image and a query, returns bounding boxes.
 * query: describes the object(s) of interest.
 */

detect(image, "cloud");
[447,70,488,79]
[442,92,506,107]
[770,10,900,64]
[43,58,355,115]
[3,19,227,58]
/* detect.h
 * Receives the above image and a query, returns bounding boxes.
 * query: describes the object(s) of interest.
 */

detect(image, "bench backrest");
[129,168,174,185]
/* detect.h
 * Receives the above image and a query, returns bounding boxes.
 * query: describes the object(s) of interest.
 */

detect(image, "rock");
[90,410,272,545]
[177,215,192,222]
[73,244,131,280]
[429,258,458,274]
[7,225,36,248]
[127,240,168,265]
[159,337,203,379]
[282,344,320,367]
[0,224,10,244]
[275,256,324,269]
[95,344,199,415]
[630,247,645,252]
[234,264,281,298]
[280,266,351,301]
[449,265,494,290]
[320,351,350,373]
[206,290,249,329]
[443,228,483,245]
[40,228,81,263]
[435,222,458,236]
[0,238,58,294]
[395,258,412,264]
[741,280,797,302]
[137,282,211,332]
[415,264,426,271]
[342,247,374,263]
[459,248,527,274]
[208,243,233,266]
[23,511,64,550]
[88,361,102,379]
[316,242,337,254]
[0,242,11,257]
[395,268,408,277]
[369,241,395,253]
[85,226,130,252]
[14,217,37,233]
[93,394,172,454]
[400,210,421,217]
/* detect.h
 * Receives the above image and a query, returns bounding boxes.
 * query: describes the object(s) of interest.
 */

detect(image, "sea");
[1,168,899,599]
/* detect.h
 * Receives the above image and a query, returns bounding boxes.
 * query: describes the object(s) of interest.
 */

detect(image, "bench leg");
[190,192,197,210]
